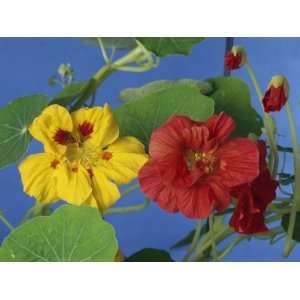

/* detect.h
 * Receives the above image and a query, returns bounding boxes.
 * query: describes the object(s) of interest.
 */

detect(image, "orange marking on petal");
[79,121,93,137]
[102,151,113,161]
[50,159,60,169]
[87,168,93,178]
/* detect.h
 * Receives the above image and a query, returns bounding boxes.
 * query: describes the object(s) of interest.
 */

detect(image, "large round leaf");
[0,95,48,169]
[81,37,137,49]
[114,85,215,148]
[0,205,118,262]
[207,77,263,137]
[137,37,205,57]
[126,248,173,262]
[119,79,213,102]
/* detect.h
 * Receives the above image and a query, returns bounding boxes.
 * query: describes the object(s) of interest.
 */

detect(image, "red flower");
[229,141,278,234]
[139,113,260,219]
[224,45,246,70]
[262,75,289,112]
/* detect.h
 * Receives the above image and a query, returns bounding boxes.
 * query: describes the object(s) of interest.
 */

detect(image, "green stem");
[104,198,150,215]
[245,61,279,178]
[121,184,140,198]
[283,102,300,256]
[0,212,14,231]
[216,236,244,261]
[183,220,203,261]
[209,216,218,260]
[97,37,110,65]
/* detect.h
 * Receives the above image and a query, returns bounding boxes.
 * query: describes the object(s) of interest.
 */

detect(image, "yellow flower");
[19,104,148,212]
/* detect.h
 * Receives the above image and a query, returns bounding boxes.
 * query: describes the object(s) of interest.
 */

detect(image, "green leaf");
[0,95,48,169]
[50,81,88,107]
[0,205,118,262]
[282,213,300,242]
[207,76,263,137]
[126,248,173,262]
[119,79,214,103]
[81,37,137,49]
[137,37,205,57]
[114,85,215,148]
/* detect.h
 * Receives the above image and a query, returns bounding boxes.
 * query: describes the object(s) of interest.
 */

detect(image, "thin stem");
[97,37,110,65]
[121,184,140,198]
[0,212,14,231]
[209,216,218,260]
[104,198,150,215]
[283,102,300,256]
[245,61,279,178]
[216,236,244,261]
[183,220,203,261]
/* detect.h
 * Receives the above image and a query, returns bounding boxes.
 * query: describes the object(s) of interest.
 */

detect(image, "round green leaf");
[126,248,173,262]
[0,95,48,169]
[137,37,205,57]
[207,76,263,137]
[119,79,213,103]
[0,205,118,262]
[114,85,215,148]
[282,213,300,242]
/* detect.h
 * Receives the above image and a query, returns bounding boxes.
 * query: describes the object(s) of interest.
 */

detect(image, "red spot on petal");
[79,121,93,137]
[102,151,112,160]
[71,167,78,173]
[87,168,93,178]
[53,129,73,145]
[50,159,60,169]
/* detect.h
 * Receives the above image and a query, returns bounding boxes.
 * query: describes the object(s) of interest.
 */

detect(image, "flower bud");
[224,45,247,70]
[262,75,289,112]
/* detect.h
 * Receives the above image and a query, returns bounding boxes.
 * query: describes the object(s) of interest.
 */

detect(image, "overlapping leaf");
[0,95,48,169]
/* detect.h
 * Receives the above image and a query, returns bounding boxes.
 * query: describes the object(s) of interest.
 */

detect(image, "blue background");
[0,37,298,261]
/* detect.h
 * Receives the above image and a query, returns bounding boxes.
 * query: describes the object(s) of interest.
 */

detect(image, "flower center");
[186,150,217,174]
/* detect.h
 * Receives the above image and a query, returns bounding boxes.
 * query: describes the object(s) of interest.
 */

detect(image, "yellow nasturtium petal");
[71,103,119,148]
[56,162,92,205]
[85,170,121,212]
[29,104,73,155]
[97,136,148,185]
[18,153,61,204]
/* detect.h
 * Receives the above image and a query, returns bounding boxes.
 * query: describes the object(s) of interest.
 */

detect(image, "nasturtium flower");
[229,140,278,234]
[262,75,289,112]
[224,45,247,70]
[19,104,148,212]
[138,113,259,219]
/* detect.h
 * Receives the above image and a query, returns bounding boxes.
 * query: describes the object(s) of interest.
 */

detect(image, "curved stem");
[97,37,110,65]
[104,198,150,215]
[209,216,218,260]
[216,236,244,261]
[283,102,300,256]
[121,184,140,198]
[245,61,279,178]
[183,220,203,261]
[0,211,14,231]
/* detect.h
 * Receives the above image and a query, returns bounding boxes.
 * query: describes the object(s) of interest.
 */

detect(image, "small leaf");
[114,85,215,148]
[119,79,214,103]
[278,172,295,186]
[137,37,205,57]
[126,248,173,262]
[282,213,300,242]
[81,37,137,49]
[0,95,48,169]
[277,145,293,153]
[50,81,88,107]
[0,205,118,262]
[207,76,263,137]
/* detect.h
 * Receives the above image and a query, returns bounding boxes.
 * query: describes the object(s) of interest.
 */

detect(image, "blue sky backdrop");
[0,37,299,261]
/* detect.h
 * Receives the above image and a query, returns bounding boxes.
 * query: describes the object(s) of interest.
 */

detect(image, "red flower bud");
[224,45,246,70]
[262,75,289,112]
